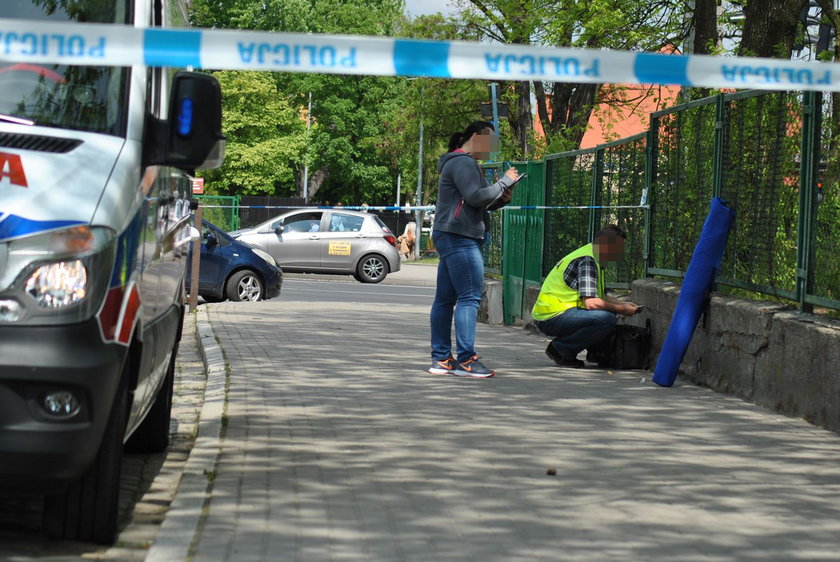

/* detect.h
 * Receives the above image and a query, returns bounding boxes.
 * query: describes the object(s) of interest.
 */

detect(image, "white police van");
[0,0,224,544]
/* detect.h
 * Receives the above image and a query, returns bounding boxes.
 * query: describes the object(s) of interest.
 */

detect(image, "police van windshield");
[0,0,131,136]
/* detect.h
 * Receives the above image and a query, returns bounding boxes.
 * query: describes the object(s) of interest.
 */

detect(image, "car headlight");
[251,248,277,268]
[0,226,116,325]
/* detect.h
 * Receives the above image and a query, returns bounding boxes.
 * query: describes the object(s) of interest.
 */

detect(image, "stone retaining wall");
[481,277,840,433]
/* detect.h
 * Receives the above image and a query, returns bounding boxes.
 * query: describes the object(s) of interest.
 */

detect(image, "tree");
[200,71,306,196]
[192,0,414,204]
[458,0,687,155]
[738,0,809,58]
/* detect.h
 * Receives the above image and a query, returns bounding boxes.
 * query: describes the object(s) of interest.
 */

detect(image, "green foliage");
[199,71,306,196]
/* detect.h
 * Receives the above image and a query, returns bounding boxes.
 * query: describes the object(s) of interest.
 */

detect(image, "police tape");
[1,18,839,91]
[196,204,648,211]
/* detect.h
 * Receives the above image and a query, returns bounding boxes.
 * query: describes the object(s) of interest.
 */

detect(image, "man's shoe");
[545,343,585,368]
[428,357,456,375]
[453,355,495,378]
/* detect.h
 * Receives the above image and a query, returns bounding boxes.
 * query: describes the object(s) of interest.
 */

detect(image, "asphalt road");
[280,277,436,306]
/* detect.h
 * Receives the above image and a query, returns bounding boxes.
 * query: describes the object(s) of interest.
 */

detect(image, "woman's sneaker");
[453,355,495,378]
[428,357,456,375]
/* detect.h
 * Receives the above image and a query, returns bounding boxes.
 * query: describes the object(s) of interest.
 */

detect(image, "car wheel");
[43,370,128,544]
[356,254,388,283]
[226,270,264,301]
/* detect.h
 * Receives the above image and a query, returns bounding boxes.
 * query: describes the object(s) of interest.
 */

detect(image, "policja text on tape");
[0,18,836,91]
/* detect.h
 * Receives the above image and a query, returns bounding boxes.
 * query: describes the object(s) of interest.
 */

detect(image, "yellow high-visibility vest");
[531,243,605,321]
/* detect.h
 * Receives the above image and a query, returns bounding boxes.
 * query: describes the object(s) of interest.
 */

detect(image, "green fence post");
[233,195,241,231]
[591,148,604,240]
[797,91,820,314]
[644,120,658,279]
[712,93,725,200]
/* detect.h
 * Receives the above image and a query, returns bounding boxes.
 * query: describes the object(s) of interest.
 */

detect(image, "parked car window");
[202,223,229,247]
[372,214,393,233]
[284,212,322,232]
[329,213,364,232]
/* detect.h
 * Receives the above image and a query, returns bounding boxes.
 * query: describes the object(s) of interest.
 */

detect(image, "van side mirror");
[143,71,226,171]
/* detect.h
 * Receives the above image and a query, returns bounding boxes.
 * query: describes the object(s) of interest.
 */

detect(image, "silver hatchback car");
[230,209,401,283]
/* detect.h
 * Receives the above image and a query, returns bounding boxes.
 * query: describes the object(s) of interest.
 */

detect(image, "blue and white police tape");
[0,18,838,91]
[194,204,648,211]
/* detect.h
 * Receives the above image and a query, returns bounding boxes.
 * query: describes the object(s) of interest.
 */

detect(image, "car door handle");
[308,235,320,240]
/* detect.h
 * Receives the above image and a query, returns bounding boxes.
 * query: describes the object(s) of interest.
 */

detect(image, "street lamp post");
[302,91,312,203]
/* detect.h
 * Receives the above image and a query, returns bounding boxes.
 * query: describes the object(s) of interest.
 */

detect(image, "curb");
[145,308,225,562]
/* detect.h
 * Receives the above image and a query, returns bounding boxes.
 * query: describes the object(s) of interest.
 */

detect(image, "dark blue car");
[187,219,282,302]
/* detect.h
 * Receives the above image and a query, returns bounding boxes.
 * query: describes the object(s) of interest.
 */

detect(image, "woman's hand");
[504,168,519,181]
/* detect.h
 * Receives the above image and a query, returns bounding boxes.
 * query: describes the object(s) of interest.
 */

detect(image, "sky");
[405,0,458,17]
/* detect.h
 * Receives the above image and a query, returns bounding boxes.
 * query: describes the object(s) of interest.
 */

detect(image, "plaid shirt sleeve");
[563,256,599,298]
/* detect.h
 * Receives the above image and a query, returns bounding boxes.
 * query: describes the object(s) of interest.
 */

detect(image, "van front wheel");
[43,373,128,545]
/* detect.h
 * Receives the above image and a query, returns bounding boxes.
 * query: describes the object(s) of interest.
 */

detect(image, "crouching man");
[532,224,643,367]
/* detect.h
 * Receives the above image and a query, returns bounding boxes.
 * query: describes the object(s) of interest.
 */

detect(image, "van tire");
[226,270,264,301]
[125,346,176,454]
[355,254,388,283]
[43,372,128,545]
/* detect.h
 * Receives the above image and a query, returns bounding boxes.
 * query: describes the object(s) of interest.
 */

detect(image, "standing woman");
[428,121,519,377]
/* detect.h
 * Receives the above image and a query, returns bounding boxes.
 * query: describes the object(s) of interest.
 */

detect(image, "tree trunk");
[307,168,328,202]
[510,81,533,157]
[739,0,808,58]
[693,0,718,55]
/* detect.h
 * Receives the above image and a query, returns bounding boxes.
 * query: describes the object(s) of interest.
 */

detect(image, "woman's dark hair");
[448,120,495,152]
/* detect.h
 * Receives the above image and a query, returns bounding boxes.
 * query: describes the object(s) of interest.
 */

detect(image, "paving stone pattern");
[190,300,840,562]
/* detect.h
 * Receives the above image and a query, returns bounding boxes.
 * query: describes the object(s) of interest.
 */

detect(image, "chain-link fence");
[497,88,838,323]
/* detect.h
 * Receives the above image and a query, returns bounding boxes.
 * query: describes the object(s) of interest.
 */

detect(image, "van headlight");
[0,226,116,325]
[252,248,277,268]
[25,259,88,308]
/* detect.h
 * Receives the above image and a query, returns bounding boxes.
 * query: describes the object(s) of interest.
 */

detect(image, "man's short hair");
[594,224,626,241]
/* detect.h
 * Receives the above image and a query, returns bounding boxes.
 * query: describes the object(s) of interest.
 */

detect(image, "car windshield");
[0,0,131,136]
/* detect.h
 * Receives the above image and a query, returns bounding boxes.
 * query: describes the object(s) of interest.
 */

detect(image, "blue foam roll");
[652,197,734,387]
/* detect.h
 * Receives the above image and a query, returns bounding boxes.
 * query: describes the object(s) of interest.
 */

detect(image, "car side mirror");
[143,71,226,171]
[274,225,285,235]
[205,233,218,248]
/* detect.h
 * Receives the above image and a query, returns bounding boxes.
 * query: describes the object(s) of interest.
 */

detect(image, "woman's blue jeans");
[534,308,617,358]
[430,231,484,363]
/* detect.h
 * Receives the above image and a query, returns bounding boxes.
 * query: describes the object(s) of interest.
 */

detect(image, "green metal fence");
[193,195,240,231]
[493,88,840,325]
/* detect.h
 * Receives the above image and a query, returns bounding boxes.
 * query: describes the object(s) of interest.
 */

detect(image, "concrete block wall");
[481,276,840,433]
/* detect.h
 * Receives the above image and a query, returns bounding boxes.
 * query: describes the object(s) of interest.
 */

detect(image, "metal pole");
[302,92,312,203]
[188,204,203,314]
[490,82,500,160]
[415,122,424,260]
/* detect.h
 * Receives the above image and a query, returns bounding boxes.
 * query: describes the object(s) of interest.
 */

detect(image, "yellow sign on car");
[328,240,352,256]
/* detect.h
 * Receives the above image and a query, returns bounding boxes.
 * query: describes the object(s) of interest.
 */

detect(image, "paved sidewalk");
[181,295,840,561]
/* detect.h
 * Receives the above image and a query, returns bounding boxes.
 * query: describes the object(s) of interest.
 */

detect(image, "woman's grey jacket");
[433,151,514,240]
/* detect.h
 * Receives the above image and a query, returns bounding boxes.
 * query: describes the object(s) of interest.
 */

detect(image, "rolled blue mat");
[652,197,735,387]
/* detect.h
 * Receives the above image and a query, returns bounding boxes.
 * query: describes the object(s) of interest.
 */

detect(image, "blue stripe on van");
[0,215,84,241]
